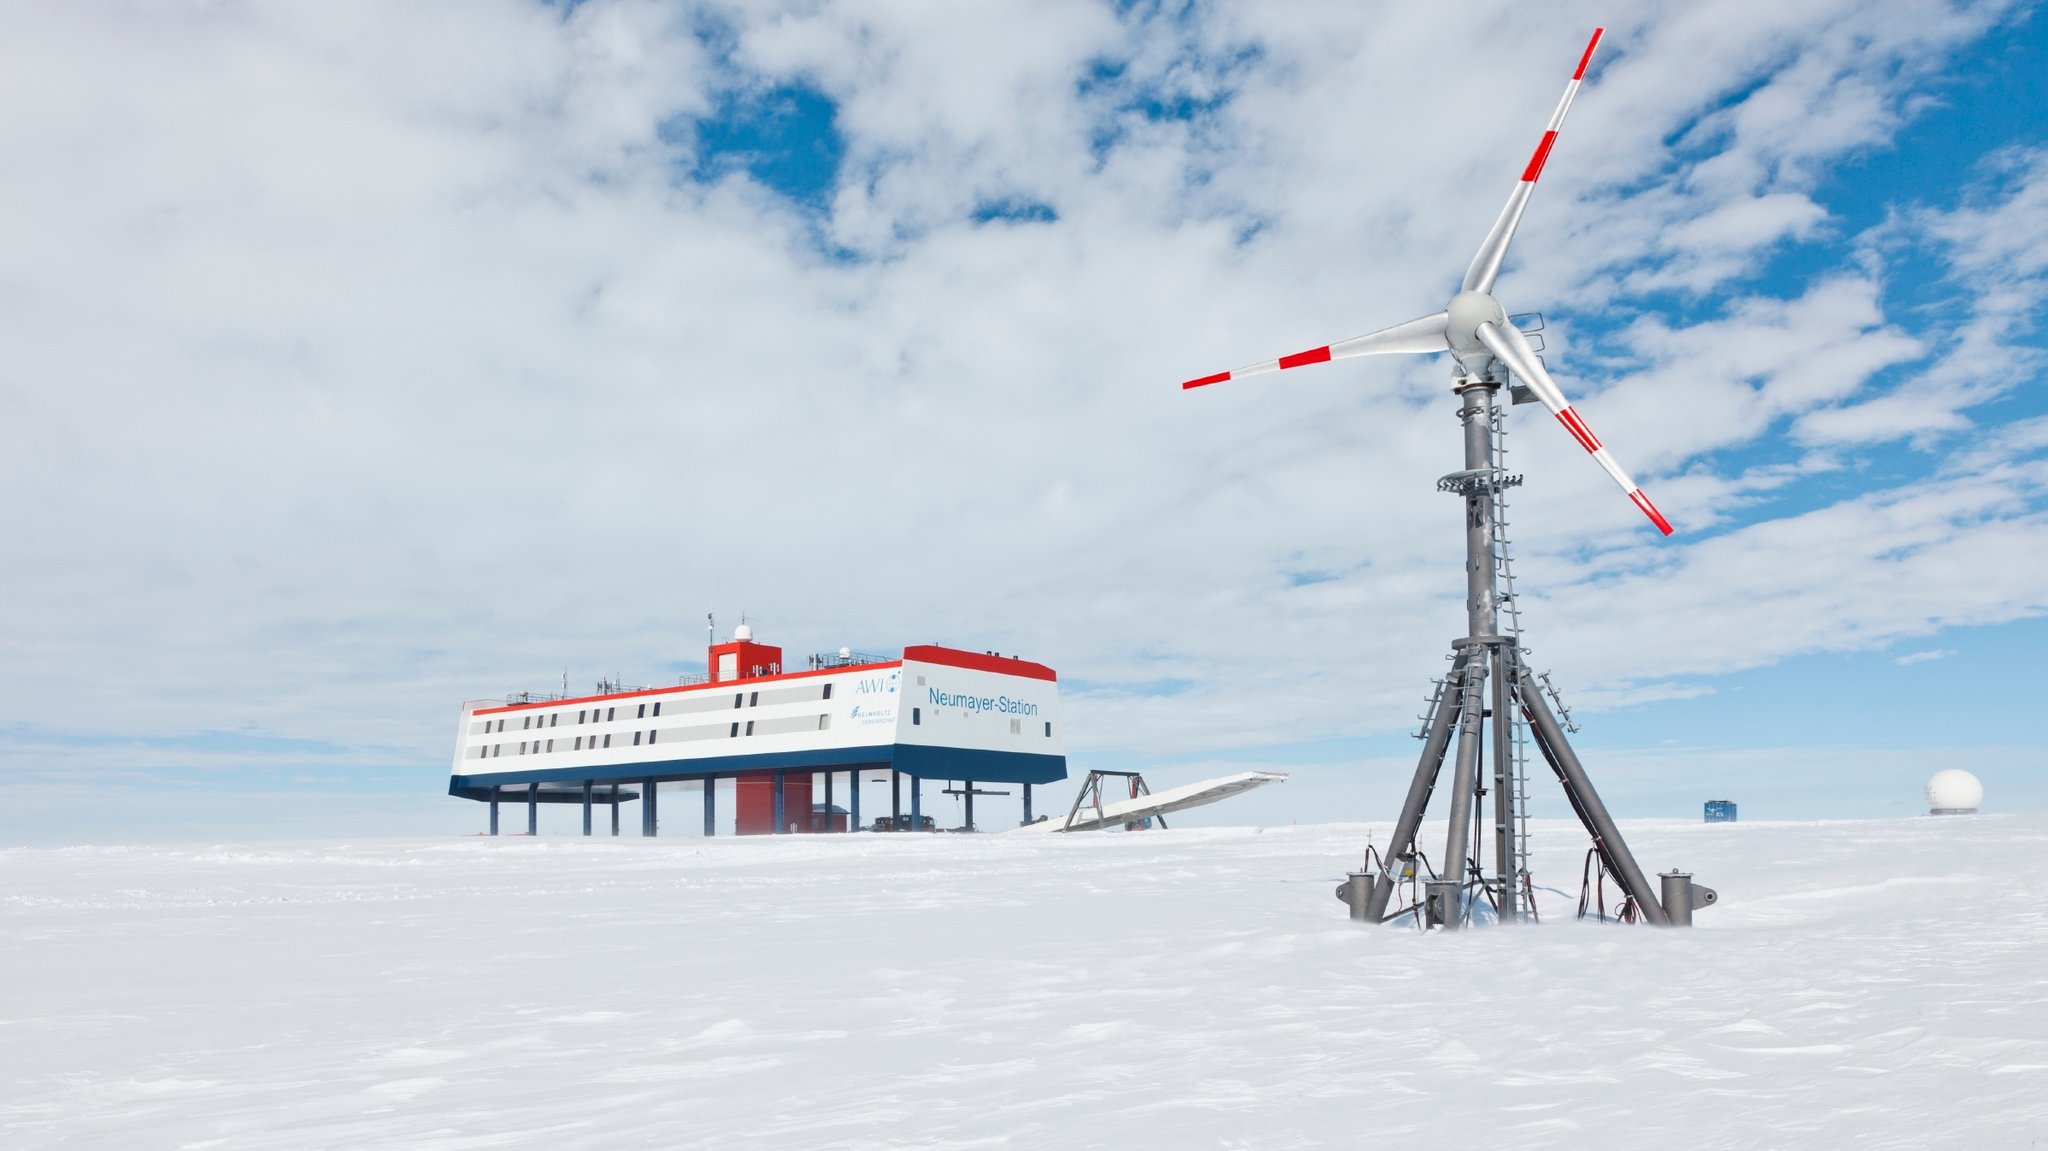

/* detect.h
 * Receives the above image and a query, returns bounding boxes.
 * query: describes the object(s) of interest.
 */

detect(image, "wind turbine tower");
[1182,28,1710,928]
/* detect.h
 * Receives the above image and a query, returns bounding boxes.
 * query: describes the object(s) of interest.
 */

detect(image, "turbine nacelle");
[1444,289,1508,376]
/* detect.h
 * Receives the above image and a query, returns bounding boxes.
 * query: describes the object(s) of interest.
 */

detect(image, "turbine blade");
[1461,28,1604,295]
[1181,311,1450,389]
[1475,320,1673,535]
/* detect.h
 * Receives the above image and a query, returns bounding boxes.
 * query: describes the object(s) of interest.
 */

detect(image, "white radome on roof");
[733,623,752,642]
[1926,769,1984,815]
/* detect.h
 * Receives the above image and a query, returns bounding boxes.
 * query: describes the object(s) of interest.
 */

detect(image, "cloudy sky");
[3,0,2045,841]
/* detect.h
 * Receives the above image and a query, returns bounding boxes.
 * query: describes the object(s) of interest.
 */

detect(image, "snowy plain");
[4,813,2046,1149]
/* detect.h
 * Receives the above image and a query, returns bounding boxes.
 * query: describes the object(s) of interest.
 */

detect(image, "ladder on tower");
[1488,401,1535,909]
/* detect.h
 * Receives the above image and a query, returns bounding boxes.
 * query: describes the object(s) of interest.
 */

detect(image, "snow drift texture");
[4,814,2045,1147]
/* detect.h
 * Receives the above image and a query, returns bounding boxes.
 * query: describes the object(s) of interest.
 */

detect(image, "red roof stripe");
[1278,346,1333,370]
[1183,371,1231,390]
[474,661,904,715]
[902,645,1057,682]
[1573,28,1604,81]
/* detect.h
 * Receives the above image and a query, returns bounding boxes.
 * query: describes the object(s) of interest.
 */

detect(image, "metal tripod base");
[1363,636,1670,927]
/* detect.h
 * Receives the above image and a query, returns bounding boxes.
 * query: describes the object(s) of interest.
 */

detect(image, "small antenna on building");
[707,613,715,646]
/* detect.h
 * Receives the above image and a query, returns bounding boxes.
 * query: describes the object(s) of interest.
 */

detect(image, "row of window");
[478,713,840,758]
[483,711,1055,754]
[485,730,650,758]
[904,708,1054,738]
[486,685,838,735]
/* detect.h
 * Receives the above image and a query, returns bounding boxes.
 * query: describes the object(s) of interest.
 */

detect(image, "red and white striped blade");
[1474,320,1672,535]
[1461,28,1603,296]
[1181,310,1449,390]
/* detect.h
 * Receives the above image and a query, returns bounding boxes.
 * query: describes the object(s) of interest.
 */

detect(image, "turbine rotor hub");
[1444,289,1508,373]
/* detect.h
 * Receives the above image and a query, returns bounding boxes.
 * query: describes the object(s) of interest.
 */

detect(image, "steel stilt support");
[824,771,834,832]
[582,779,593,837]
[1365,653,1467,921]
[1511,658,1669,925]
[489,787,500,836]
[773,769,786,834]
[642,777,657,837]
[891,769,901,829]
[611,783,619,836]
[964,779,975,832]
[910,775,921,830]
[704,777,716,838]
[527,784,538,836]
[849,770,861,831]
[1023,782,1033,825]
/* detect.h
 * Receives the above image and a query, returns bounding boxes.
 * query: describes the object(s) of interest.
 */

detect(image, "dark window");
[522,716,531,730]
[546,739,554,752]
[574,736,582,750]
[578,710,586,723]
[734,694,743,708]
[637,703,646,719]
[607,707,615,721]
[648,730,657,745]
[822,683,832,700]
[730,722,739,737]
[749,691,758,707]
[745,721,754,736]
[652,701,662,717]
[633,731,642,746]
[603,734,611,748]
[912,707,921,725]
[550,714,558,727]
[1045,722,1052,737]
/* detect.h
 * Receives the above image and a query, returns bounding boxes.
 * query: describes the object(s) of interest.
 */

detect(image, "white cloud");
[1803,146,2048,445]
[1,0,2043,785]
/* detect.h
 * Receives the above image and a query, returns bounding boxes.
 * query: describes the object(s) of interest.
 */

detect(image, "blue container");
[1704,800,1737,823]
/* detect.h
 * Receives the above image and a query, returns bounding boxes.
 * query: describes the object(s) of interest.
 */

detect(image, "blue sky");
[2,1,2045,843]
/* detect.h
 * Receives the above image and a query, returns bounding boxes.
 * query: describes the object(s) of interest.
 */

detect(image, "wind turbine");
[1181,28,1709,928]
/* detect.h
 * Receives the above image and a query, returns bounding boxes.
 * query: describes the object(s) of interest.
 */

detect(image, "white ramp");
[1014,770,1288,833]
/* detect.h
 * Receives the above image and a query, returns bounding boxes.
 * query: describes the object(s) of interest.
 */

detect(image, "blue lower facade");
[449,743,1066,802]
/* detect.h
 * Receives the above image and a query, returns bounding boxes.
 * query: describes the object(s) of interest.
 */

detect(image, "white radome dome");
[1925,769,1983,815]
[733,623,753,642]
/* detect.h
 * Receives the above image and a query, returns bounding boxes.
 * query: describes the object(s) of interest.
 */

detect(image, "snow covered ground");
[4,814,2045,1148]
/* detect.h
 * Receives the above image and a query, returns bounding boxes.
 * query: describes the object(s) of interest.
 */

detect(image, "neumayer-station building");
[449,627,1066,836]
